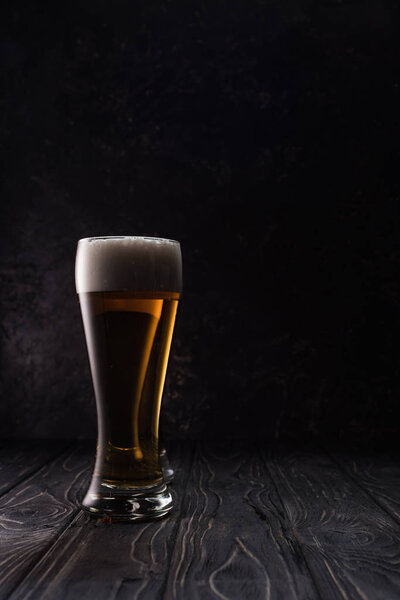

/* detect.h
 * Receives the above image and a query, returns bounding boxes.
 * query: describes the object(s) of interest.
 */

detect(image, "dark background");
[1,0,399,446]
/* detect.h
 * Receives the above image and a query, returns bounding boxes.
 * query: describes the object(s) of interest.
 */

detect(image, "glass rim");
[78,235,180,245]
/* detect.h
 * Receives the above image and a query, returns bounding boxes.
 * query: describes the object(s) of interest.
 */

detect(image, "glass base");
[159,447,174,483]
[82,481,173,521]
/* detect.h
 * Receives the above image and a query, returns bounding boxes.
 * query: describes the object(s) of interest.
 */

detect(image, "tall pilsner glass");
[75,236,182,520]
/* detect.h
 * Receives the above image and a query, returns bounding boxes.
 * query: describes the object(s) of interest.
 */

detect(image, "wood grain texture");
[164,443,320,600]
[3,442,400,600]
[0,440,68,497]
[0,444,91,599]
[8,442,194,600]
[328,449,400,527]
[261,444,400,600]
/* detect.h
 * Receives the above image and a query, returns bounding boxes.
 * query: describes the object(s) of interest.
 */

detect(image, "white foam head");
[75,236,182,293]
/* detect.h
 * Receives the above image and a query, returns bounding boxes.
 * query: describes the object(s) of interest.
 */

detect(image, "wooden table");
[1,440,400,599]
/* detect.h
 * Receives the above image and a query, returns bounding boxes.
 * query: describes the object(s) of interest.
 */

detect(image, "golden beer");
[75,237,182,520]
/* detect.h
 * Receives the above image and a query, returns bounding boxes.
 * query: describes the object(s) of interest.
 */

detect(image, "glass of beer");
[75,236,182,520]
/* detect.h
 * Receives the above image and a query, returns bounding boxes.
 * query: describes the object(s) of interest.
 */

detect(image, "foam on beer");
[75,236,182,293]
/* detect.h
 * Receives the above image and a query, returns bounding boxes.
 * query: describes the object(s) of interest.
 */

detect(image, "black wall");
[1,0,399,445]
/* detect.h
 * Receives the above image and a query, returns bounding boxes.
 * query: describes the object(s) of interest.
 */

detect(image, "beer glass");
[75,236,182,520]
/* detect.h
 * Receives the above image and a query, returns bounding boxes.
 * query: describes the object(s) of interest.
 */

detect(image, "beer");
[75,236,182,520]
[79,290,179,485]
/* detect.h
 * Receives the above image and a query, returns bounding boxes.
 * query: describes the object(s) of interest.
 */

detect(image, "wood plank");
[164,442,320,600]
[327,449,400,526]
[0,440,69,497]
[261,444,400,600]
[0,443,92,600]
[8,442,194,600]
